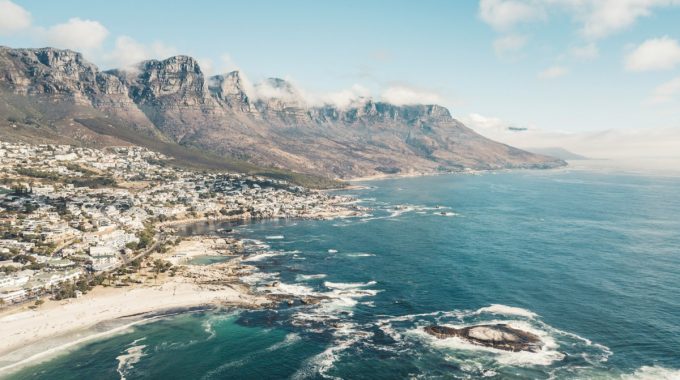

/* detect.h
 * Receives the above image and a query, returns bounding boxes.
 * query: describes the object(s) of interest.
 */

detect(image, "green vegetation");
[16,168,60,181]
[52,276,99,300]
[10,185,32,196]
[152,259,172,275]
[137,224,155,249]
[65,176,116,188]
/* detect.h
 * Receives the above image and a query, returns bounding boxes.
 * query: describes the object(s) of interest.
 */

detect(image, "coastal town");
[0,140,364,308]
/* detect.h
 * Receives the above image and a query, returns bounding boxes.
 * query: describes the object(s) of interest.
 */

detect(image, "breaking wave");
[324,281,377,290]
[296,274,328,281]
[374,304,611,374]
[116,338,147,380]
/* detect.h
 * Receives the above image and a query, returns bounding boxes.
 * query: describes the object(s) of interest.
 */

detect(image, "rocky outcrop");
[207,71,253,112]
[424,324,544,353]
[0,46,566,178]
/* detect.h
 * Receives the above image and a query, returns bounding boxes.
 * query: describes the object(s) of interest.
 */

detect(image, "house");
[0,288,27,304]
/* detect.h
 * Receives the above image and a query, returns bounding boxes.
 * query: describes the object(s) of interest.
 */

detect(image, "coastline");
[346,163,574,184]
[0,205,362,376]
[0,260,269,376]
[0,151,373,377]
[347,171,440,183]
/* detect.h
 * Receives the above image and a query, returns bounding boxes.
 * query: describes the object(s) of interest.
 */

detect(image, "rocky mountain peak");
[0,46,566,178]
[208,71,252,111]
[0,46,107,104]
[119,55,208,106]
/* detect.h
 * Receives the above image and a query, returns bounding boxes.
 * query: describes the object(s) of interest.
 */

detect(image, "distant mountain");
[525,147,588,161]
[0,47,565,181]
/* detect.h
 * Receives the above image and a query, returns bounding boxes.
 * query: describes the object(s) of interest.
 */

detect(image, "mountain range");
[0,47,565,185]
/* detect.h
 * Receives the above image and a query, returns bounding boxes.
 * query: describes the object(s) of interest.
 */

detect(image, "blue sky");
[2,0,680,143]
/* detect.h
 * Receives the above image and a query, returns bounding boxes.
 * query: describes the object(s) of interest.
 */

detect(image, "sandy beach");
[0,264,268,375]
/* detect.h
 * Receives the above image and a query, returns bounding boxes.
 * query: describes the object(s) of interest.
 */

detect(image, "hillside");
[0,46,565,182]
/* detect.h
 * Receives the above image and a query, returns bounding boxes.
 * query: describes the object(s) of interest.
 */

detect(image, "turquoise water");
[8,170,680,379]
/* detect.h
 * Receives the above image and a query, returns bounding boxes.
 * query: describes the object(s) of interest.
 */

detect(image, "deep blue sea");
[8,169,680,379]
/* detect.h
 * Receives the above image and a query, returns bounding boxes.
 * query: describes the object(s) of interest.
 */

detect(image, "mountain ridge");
[0,46,565,180]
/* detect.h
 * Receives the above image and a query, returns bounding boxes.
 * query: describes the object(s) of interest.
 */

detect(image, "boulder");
[424,323,544,353]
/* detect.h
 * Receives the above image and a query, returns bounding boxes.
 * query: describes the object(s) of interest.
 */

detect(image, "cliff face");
[0,46,565,178]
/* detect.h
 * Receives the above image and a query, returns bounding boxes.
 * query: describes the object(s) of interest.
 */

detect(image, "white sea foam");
[324,281,377,290]
[239,271,278,286]
[389,206,414,218]
[411,321,565,366]
[265,235,284,240]
[243,251,284,262]
[375,305,611,370]
[296,274,328,281]
[433,211,458,216]
[116,339,147,380]
[621,366,680,380]
[265,333,302,352]
[291,344,343,380]
[0,316,161,376]
[291,328,370,380]
[473,304,538,319]
[201,313,236,340]
[346,252,375,257]
[270,282,316,296]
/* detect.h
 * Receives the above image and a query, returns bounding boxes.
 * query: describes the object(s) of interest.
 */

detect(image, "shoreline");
[347,171,441,183]
[0,261,269,376]
[0,207,359,376]
[345,164,575,184]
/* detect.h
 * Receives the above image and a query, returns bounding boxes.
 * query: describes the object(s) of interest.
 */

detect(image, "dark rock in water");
[424,324,544,353]
[300,295,330,305]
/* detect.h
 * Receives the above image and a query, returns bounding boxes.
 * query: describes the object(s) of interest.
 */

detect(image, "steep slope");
[0,46,565,180]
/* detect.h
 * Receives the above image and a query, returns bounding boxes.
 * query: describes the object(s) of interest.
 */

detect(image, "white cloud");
[246,77,368,109]
[252,79,299,100]
[102,36,176,69]
[479,0,544,31]
[463,112,680,167]
[43,18,109,51]
[478,0,680,60]
[199,54,245,77]
[0,0,31,35]
[571,0,680,40]
[625,36,680,71]
[245,80,441,109]
[493,34,527,58]
[104,36,174,69]
[460,113,519,133]
[569,42,599,60]
[315,84,371,108]
[649,76,680,103]
[380,85,444,106]
[538,65,569,79]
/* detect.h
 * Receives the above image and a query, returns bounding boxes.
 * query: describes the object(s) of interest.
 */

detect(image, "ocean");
[8,168,680,379]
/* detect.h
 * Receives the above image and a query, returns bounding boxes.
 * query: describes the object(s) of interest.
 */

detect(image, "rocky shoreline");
[424,324,544,353]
